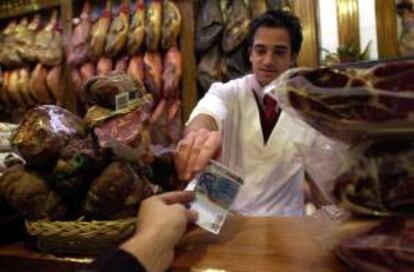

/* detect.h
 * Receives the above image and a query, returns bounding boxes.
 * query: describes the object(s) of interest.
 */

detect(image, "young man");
[175,10,319,216]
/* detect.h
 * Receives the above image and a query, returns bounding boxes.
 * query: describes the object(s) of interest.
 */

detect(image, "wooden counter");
[0,213,372,272]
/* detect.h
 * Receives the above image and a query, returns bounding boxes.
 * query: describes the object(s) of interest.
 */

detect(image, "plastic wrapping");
[266,62,414,143]
[337,218,414,271]
[333,139,414,217]
[265,61,414,217]
[12,105,86,166]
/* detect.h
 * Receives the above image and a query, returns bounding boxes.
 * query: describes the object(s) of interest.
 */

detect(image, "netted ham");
[222,0,251,53]
[250,0,268,19]
[68,0,92,66]
[144,51,162,100]
[34,10,63,66]
[161,0,181,50]
[127,0,145,55]
[195,0,224,53]
[145,0,162,51]
[88,0,112,61]
[162,46,182,98]
[104,0,129,58]
[269,61,414,142]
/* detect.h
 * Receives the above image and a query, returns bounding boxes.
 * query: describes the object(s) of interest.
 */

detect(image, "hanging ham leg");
[34,10,63,66]
[88,0,112,61]
[222,0,251,53]
[197,44,223,92]
[127,0,145,55]
[161,0,181,50]
[97,57,113,75]
[71,68,83,101]
[0,71,12,109]
[0,20,23,68]
[166,98,182,144]
[127,54,144,85]
[145,0,162,51]
[267,0,283,10]
[226,39,251,79]
[7,70,25,107]
[13,17,30,64]
[17,15,41,62]
[162,46,182,98]
[149,99,169,146]
[195,0,224,53]
[80,62,96,85]
[115,56,129,73]
[105,0,129,58]
[18,68,35,107]
[47,66,64,103]
[29,63,53,104]
[144,51,162,100]
[250,0,268,19]
[68,0,92,66]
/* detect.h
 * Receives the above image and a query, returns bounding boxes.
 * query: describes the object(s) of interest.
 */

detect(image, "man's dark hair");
[248,10,303,55]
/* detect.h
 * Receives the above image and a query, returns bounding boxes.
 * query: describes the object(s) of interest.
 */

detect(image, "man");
[175,10,319,216]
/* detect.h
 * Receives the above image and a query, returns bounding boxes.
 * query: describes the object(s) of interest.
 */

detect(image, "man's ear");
[248,46,253,63]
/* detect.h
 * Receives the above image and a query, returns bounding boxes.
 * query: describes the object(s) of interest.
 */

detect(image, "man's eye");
[274,50,287,56]
[255,49,267,55]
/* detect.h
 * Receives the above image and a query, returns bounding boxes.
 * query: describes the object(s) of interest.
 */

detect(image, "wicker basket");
[25,218,136,256]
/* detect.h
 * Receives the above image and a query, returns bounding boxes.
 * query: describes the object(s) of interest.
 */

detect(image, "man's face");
[249,26,296,87]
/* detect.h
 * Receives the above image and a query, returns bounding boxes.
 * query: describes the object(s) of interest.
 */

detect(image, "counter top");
[0,212,372,271]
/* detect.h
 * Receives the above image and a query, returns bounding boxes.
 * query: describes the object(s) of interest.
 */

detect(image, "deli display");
[269,59,414,271]
[0,1,413,271]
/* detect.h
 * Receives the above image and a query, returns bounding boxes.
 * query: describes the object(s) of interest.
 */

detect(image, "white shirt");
[188,74,329,216]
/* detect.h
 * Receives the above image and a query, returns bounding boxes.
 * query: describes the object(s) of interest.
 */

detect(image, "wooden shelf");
[0,0,61,20]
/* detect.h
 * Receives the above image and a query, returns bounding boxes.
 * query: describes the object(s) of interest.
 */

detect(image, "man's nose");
[263,52,274,66]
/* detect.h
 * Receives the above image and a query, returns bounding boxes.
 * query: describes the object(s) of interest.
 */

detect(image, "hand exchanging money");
[174,128,222,181]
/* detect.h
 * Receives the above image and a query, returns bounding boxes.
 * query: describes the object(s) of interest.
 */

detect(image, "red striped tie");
[262,95,279,143]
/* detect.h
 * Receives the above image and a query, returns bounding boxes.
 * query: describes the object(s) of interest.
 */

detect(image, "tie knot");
[263,95,277,109]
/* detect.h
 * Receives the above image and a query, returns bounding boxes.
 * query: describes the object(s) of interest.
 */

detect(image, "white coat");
[189,74,319,216]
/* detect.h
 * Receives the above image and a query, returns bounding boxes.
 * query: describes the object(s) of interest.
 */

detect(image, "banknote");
[189,160,243,234]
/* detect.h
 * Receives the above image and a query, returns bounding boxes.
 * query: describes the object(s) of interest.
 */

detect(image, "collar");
[249,74,265,104]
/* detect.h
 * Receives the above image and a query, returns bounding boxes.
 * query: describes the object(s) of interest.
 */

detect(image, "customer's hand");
[121,191,197,272]
[175,128,222,181]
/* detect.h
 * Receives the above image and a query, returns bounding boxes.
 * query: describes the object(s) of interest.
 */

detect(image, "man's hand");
[121,191,198,272]
[175,128,222,181]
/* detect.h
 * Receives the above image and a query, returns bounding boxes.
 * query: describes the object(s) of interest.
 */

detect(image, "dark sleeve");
[80,248,147,272]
